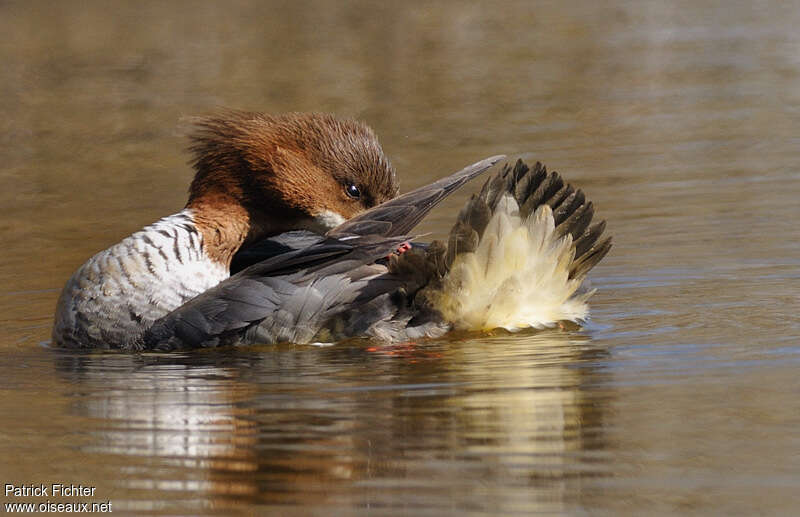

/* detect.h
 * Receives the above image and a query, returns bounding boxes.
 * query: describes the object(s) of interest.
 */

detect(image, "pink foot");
[387,241,412,259]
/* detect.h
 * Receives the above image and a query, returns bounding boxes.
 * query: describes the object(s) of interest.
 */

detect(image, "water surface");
[1,1,799,515]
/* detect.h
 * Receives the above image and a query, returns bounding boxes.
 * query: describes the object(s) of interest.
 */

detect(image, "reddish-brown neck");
[186,192,251,269]
[186,191,313,269]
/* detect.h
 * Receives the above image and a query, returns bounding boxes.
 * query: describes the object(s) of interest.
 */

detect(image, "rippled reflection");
[50,332,608,513]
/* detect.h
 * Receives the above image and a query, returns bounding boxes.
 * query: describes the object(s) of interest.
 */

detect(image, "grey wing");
[230,230,325,274]
[139,236,407,350]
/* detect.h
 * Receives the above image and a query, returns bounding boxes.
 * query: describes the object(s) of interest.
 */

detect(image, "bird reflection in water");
[51,331,610,514]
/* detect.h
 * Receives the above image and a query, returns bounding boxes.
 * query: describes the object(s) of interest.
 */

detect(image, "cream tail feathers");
[436,200,594,330]
[425,160,611,333]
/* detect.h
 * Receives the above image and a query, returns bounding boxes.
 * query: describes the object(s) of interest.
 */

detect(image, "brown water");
[2,1,799,515]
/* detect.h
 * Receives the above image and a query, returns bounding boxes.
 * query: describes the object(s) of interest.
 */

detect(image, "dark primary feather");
[329,155,505,238]
[230,231,324,274]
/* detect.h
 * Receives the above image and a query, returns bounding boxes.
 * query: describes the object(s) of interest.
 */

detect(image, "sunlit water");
[1,1,799,515]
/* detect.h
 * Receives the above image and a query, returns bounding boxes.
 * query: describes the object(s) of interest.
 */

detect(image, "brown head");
[184,111,399,266]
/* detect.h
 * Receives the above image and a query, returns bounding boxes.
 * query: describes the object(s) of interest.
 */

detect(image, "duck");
[52,111,611,350]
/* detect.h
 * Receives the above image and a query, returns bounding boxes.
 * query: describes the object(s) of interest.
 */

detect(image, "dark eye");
[345,183,361,199]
